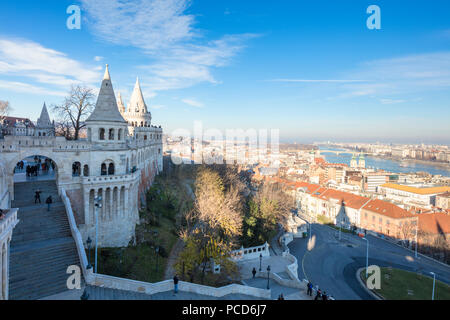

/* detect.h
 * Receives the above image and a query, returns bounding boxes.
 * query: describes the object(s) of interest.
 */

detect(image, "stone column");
[124,187,129,216]
[109,188,113,221]
[84,190,90,226]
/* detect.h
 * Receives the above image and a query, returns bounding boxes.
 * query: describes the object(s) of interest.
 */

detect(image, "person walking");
[307,281,313,296]
[252,267,257,279]
[173,274,179,294]
[322,291,328,300]
[46,196,53,211]
[314,288,322,300]
[34,190,42,204]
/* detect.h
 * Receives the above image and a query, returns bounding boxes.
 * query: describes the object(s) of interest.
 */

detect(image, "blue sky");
[0,0,449,144]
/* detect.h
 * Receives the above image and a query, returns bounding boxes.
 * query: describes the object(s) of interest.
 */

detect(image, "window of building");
[99,128,105,140]
[101,163,107,176]
[83,165,89,177]
[109,129,115,140]
[72,162,81,177]
[108,163,115,175]
[118,129,122,141]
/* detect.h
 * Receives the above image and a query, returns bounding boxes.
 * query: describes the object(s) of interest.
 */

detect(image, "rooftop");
[380,183,450,195]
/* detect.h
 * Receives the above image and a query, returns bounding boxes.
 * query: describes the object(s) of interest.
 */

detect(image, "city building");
[378,183,450,207]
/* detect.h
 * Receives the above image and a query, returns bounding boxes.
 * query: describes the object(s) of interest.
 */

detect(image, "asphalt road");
[288,223,450,300]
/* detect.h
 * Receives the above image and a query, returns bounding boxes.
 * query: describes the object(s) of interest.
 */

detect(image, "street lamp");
[415,221,418,259]
[266,265,271,290]
[94,195,102,273]
[259,253,262,272]
[86,237,92,269]
[430,272,436,300]
[363,237,369,277]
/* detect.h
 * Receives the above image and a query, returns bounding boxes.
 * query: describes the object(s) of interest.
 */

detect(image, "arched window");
[144,135,147,141]
[109,128,115,140]
[108,163,115,175]
[99,128,105,140]
[141,121,143,127]
[101,163,107,176]
[72,162,81,177]
[118,129,122,141]
[83,165,89,177]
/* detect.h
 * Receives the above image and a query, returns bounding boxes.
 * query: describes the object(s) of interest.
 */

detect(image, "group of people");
[34,189,53,211]
[15,157,56,178]
[307,281,331,300]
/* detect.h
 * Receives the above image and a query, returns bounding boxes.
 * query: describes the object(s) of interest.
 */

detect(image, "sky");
[0,0,449,144]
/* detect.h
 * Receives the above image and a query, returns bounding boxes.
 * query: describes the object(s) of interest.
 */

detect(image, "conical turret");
[37,102,52,126]
[128,78,148,114]
[86,65,127,123]
[117,92,126,114]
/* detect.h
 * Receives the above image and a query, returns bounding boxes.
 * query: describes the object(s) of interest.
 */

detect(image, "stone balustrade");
[0,208,19,300]
[82,170,140,186]
[230,242,270,261]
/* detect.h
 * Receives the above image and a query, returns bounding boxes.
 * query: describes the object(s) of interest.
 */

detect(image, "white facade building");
[0,65,163,247]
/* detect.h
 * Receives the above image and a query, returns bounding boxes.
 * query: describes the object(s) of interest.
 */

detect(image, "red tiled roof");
[363,199,416,219]
[418,212,450,235]
[313,189,370,210]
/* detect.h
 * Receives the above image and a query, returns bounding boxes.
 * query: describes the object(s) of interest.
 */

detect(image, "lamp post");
[430,272,436,300]
[415,221,418,259]
[86,237,92,269]
[363,237,369,277]
[94,195,102,273]
[266,265,271,290]
[259,253,262,272]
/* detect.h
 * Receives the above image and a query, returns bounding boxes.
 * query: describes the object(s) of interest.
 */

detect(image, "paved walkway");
[238,256,292,280]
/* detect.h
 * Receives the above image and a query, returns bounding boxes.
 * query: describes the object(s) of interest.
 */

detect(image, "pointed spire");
[37,102,51,126]
[103,64,111,80]
[117,92,125,113]
[128,77,148,113]
[86,65,127,123]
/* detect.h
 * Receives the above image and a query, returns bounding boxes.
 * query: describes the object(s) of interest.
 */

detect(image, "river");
[319,147,450,177]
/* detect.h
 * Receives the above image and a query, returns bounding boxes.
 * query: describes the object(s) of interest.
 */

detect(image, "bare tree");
[400,219,417,247]
[0,100,12,123]
[52,85,95,140]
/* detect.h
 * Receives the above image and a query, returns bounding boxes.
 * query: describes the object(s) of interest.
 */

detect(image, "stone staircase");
[9,180,81,300]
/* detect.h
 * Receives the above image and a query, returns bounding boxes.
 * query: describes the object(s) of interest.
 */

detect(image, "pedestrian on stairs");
[34,190,41,204]
[307,281,313,296]
[252,267,257,278]
[173,274,179,294]
[46,196,53,211]
[314,288,322,300]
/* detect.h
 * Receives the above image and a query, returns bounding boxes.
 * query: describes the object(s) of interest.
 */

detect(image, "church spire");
[128,77,148,114]
[117,92,125,114]
[86,65,127,123]
[37,102,51,126]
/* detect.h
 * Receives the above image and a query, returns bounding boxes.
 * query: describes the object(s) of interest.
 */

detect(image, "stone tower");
[350,153,358,168]
[35,103,55,137]
[85,65,128,145]
[358,153,366,168]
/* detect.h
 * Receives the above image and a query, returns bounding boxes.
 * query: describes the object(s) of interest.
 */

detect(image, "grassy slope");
[361,267,450,300]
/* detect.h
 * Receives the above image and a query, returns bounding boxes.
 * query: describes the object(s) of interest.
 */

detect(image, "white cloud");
[0,37,102,95]
[0,80,66,97]
[94,56,104,62]
[380,98,406,105]
[269,79,369,83]
[80,0,258,91]
[182,98,203,108]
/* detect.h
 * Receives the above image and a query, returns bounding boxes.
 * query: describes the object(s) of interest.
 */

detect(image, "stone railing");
[0,208,18,242]
[90,274,270,299]
[61,188,270,300]
[0,136,90,153]
[82,171,140,185]
[230,242,270,261]
[61,188,92,282]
